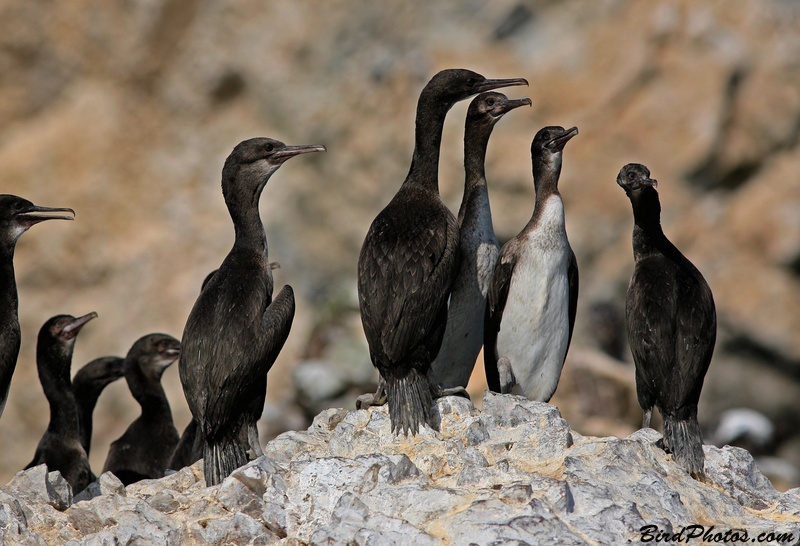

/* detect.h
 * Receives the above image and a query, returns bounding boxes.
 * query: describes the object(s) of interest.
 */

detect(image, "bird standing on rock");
[429,91,531,393]
[103,333,181,485]
[0,195,74,420]
[484,125,579,402]
[26,312,98,493]
[618,163,716,478]
[180,138,325,486]
[357,69,528,435]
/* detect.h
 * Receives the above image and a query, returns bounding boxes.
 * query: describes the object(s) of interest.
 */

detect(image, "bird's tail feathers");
[204,436,249,486]
[386,368,434,436]
[662,416,705,478]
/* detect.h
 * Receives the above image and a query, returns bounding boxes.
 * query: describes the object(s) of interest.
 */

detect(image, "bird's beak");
[474,77,529,94]
[62,312,98,340]
[164,346,181,359]
[495,96,532,115]
[16,205,75,228]
[273,144,327,163]
[643,178,658,188]
[546,126,579,152]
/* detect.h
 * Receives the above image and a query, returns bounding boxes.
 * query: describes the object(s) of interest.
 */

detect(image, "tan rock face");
[1,0,799,486]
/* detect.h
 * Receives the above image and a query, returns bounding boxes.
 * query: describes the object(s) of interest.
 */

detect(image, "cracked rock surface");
[1,393,799,544]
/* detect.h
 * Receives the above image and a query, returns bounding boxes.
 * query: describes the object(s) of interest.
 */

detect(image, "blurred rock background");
[1,0,799,490]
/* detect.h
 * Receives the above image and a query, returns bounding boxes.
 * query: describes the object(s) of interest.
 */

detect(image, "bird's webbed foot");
[356,378,387,409]
[497,357,516,393]
[435,385,471,400]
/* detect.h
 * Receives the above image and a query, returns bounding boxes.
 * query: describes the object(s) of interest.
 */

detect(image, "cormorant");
[0,195,73,419]
[617,162,716,478]
[357,69,528,435]
[26,312,97,493]
[484,126,579,401]
[429,91,531,392]
[72,355,125,455]
[103,333,181,484]
[180,138,325,486]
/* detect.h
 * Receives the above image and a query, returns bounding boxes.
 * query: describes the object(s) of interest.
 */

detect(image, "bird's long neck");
[528,155,563,228]
[459,120,493,223]
[38,349,79,437]
[0,243,19,319]
[630,186,671,257]
[127,365,172,422]
[403,91,453,192]
[227,195,269,257]
[74,384,100,453]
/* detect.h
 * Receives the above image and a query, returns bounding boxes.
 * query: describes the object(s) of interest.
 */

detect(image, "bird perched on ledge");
[0,195,74,421]
[26,312,97,493]
[485,125,579,402]
[617,163,716,478]
[429,91,531,393]
[357,69,528,435]
[180,138,325,485]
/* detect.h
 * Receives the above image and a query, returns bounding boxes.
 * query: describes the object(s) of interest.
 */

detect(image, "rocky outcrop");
[1,393,798,544]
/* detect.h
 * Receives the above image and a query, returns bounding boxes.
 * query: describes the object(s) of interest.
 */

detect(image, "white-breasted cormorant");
[72,355,125,455]
[618,162,716,478]
[26,312,97,493]
[103,333,181,485]
[180,138,325,485]
[0,195,74,420]
[484,126,579,401]
[429,91,531,393]
[357,69,528,435]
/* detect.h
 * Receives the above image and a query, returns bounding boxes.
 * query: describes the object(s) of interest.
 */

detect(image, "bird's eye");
[466,78,478,87]
[265,144,274,152]
[486,98,495,106]
[627,172,635,181]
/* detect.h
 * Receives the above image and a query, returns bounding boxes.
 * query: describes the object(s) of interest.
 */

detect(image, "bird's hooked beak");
[636,176,658,190]
[474,77,529,94]
[546,126,579,152]
[61,312,98,341]
[494,96,532,116]
[15,204,75,228]
[272,144,327,165]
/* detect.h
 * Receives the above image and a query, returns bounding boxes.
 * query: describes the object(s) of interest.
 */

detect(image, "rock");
[1,465,71,511]
[3,395,799,543]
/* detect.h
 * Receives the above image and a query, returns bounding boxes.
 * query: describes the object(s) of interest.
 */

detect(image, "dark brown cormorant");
[26,312,97,493]
[0,195,73,419]
[180,138,325,486]
[484,126,579,401]
[72,355,125,455]
[357,69,528,435]
[618,163,716,478]
[429,92,531,393]
[103,333,181,485]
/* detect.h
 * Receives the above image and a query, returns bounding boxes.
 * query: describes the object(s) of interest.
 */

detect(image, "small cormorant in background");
[617,162,716,478]
[103,333,181,485]
[357,69,528,435]
[26,312,97,493]
[429,91,531,393]
[484,126,579,401]
[180,138,325,486]
[73,355,125,456]
[0,195,74,420]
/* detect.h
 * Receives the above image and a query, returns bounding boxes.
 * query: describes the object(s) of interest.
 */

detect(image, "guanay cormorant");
[0,195,74,419]
[484,126,579,401]
[618,163,716,478]
[26,312,97,493]
[103,333,181,485]
[180,138,325,486]
[72,355,125,455]
[429,92,531,392]
[357,69,528,435]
